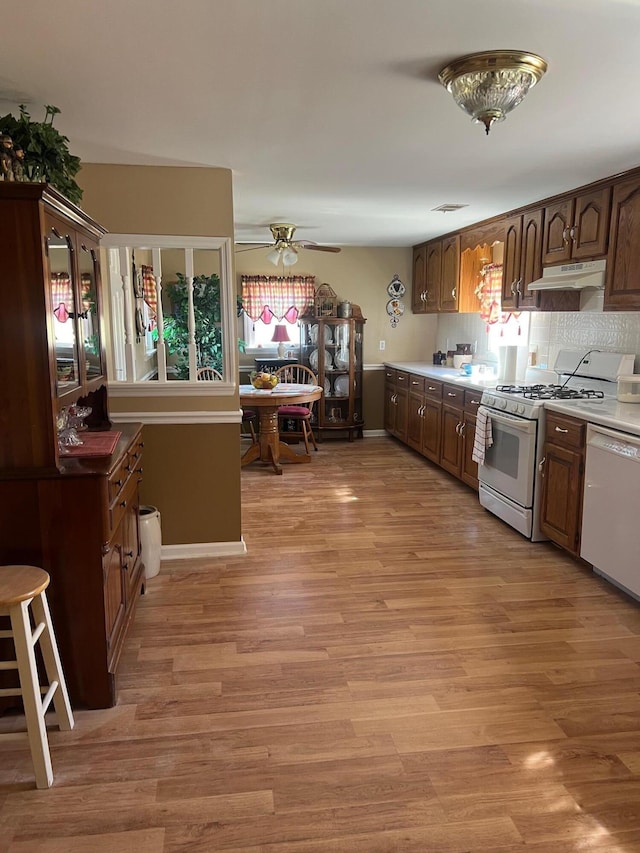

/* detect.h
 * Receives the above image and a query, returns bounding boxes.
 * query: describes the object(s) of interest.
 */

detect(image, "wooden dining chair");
[197,367,257,442]
[273,364,319,454]
[196,367,223,381]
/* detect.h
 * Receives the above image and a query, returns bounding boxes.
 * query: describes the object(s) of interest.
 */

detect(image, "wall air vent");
[431,203,469,213]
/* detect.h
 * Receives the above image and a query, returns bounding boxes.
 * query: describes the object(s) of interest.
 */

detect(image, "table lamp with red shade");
[271,324,290,357]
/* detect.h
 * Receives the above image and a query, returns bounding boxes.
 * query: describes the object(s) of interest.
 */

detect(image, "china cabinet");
[299,316,366,440]
[0,183,145,709]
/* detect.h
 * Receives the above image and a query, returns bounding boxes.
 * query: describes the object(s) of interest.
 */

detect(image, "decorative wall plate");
[387,275,406,297]
[386,298,405,317]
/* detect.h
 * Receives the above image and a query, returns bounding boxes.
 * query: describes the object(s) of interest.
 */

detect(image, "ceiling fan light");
[439,51,547,135]
[282,247,299,266]
[266,247,282,266]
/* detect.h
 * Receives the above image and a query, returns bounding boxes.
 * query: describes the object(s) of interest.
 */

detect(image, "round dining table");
[239,383,323,475]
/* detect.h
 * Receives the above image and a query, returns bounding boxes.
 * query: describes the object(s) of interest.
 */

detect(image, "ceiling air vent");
[431,203,469,213]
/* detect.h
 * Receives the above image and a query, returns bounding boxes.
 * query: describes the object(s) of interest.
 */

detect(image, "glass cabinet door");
[78,241,104,381]
[47,226,80,396]
[353,320,364,427]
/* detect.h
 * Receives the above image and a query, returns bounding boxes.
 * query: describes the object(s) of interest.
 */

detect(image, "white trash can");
[139,505,162,579]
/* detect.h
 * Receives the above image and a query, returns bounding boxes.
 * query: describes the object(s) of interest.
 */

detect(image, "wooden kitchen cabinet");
[415,236,461,314]
[439,384,464,476]
[411,243,427,313]
[439,235,461,312]
[605,175,640,310]
[542,187,611,265]
[501,208,544,310]
[460,389,482,491]
[422,380,443,463]
[407,374,426,451]
[539,412,586,556]
[424,240,442,312]
[384,369,408,442]
[0,184,145,709]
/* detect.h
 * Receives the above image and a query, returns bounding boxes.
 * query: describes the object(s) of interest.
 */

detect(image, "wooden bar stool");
[0,565,74,788]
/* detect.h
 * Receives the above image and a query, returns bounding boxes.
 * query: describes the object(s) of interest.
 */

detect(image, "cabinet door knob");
[562,226,570,245]
[470,399,480,406]
[510,280,517,294]
[125,550,134,558]
[570,225,578,241]
[554,426,569,433]
[115,479,123,487]
[120,499,127,508]
[538,456,546,474]
[451,287,457,299]
[447,392,457,397]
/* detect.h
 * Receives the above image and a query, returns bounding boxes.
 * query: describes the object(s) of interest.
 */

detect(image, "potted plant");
[161,272,245,379]
[0,104,82,204]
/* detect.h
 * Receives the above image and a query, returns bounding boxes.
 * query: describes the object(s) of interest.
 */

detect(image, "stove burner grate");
[496,384,546,394]
[522,386,605,401]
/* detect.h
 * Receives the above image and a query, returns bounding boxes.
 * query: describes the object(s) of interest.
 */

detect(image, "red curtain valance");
[241,275,315,323]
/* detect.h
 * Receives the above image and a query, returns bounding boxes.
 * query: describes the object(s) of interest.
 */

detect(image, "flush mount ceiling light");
[438,50,547,135]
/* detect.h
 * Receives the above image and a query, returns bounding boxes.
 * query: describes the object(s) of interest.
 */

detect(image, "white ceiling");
[2,0,640,248]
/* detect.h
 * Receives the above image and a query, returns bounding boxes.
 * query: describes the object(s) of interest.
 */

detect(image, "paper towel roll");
[498,346,518,383]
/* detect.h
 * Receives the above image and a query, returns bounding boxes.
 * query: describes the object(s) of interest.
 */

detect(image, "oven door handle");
[481,406,537,434]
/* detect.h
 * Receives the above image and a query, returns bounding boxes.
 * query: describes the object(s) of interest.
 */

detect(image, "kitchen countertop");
[385,360,640,437]
[544,398,640,438]
[384,362,499,393]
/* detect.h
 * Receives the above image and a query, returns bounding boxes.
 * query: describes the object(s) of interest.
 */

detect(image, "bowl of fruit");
[250,370,279,391]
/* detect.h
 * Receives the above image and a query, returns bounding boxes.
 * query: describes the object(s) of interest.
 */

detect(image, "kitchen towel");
[472,405,493,465]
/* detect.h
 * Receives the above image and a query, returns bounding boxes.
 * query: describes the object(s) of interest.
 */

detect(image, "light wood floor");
[2,436,640,852]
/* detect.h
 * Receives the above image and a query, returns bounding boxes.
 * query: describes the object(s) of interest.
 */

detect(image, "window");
[102,235,236,386]
[242,314,301,353]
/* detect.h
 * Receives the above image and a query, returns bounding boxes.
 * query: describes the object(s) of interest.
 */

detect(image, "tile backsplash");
[529,312,640,371]
[437,312,640,374]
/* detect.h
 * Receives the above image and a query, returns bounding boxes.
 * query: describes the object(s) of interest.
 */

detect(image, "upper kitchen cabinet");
[501,208,544,310]
[438,235,461,312]
[424,240,442,312]
[413,236,460,314]
[605,175,640,310]
[411,242,427,313]
[542,187,611,265]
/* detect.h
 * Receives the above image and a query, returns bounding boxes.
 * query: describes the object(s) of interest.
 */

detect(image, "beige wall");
[235,246,437,428]
[78,164,242,548]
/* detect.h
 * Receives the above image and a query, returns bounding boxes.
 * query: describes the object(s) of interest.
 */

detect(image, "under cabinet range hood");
[527,259,606,291]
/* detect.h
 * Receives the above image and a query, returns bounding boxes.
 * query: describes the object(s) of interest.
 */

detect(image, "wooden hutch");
[0,183,144,709]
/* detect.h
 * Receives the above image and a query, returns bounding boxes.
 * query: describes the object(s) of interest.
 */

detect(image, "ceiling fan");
[236,223,341,267]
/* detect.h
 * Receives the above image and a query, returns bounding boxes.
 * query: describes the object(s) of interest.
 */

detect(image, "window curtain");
[51,273,74,323]
[476,263,503,325]
[241,275,315,323]
[141,265,157,330]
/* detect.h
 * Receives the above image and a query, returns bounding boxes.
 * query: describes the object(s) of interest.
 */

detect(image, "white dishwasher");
[581,424,640,600]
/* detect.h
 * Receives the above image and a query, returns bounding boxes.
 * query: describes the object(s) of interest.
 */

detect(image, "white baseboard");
[363,429,387,437]
[161,539,247,560]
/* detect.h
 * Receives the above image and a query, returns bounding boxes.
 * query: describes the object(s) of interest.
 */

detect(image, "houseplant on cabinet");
[0,104,83,204]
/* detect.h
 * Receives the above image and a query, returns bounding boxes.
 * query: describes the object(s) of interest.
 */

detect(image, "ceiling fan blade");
[304,244,341,253]
[235,244,271,253]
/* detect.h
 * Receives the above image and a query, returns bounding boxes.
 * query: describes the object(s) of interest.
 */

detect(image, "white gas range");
[477,350,635,541]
